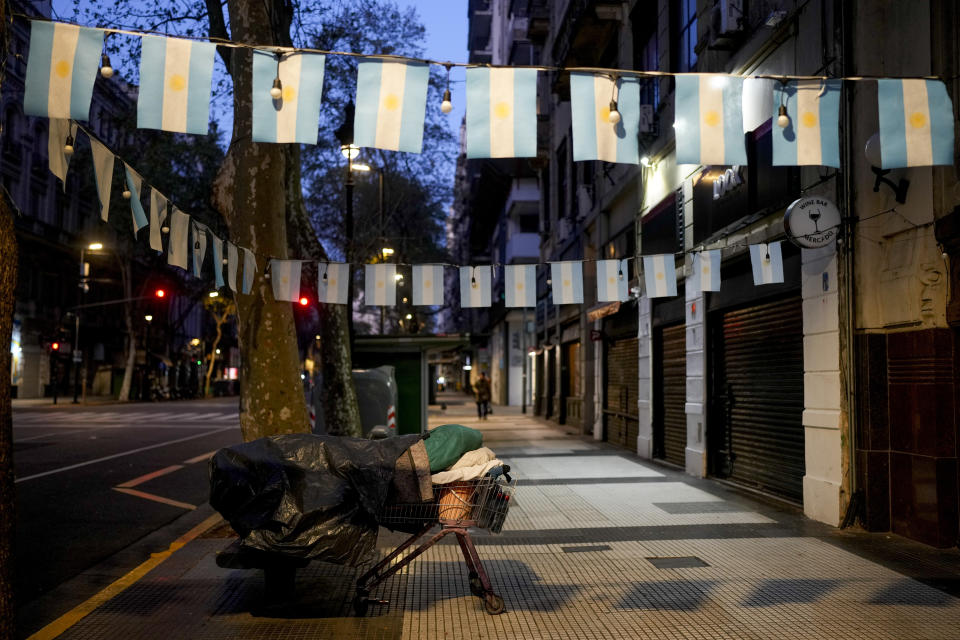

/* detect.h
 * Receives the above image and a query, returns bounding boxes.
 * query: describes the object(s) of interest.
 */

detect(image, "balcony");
[505,232,540,263]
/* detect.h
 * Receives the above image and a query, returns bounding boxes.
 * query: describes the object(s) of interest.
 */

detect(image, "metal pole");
[345,156,355,345]
[379,169,385,335]
[521,309,527,414]
[72,248,83,404]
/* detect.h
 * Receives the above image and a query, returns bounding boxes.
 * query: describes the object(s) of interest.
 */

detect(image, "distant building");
[452,0,960,550]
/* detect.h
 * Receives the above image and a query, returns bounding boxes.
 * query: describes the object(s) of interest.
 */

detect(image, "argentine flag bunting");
[210,234,224,288]
[149,190,168,252]
[749,242,784,285]
[690,250,722,294]
[318,262,349,305]
[459,266,492,308]
[466,67,538,158]
[365,264,397,306]
[675,75,747,166]
[270,259,304,302]
[24,21,103,120]
[167,208,189,271]
[643,254,677,298]
[413,265,444,306]
[596,259,629,302]
[252,50,326,144]
[773,80,841,167]
[138,35,216,135]
[570,72,640,163]
[123,163,148,233]
[191,221,208,278]
[354,59,429,152]
[48,118,77,191]
[878,79,955,167]
[505,264,536,308]
[226,242,238,292]
[550,261,584,305]
[241,248,257,294]
[90,137,114,222]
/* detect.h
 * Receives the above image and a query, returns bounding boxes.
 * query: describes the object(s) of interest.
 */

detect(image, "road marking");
[14,427,235,484]
[116,465,184,488]
[112,487,197,510]
[183,450,218,464]
[13,411,239,424]
[26,512,222,640]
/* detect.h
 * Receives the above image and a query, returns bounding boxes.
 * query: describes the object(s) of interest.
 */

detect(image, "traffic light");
[51,342,60,352]
[298,296,309,307]
[155,288,166,298]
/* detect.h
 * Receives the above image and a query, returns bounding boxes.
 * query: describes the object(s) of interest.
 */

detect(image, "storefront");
[602,302,638,451]
[652,297,686,467]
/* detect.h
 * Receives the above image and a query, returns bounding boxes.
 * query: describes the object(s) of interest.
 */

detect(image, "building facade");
[454,0,960,549]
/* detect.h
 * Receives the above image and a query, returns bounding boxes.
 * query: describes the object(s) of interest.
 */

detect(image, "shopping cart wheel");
[483,593,505,615]
[469,573,484,597]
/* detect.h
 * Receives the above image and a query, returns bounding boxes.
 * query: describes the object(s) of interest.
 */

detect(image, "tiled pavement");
[41,394,960,639]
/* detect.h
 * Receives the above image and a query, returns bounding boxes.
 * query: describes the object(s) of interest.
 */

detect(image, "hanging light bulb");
[122,188,131,199]
[764,249,771,262]
[441,88,453,114]
[100,53,114,79]
[471,275,477,288]
[63,134,74,157]
[607,100,621,124]
[618,268,624,281]
[161,225,170,234]
[322,271,328,282]
[777,104,790,128]
[270,76,283,99]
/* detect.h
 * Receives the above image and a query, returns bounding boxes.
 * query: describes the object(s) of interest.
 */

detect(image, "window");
[604,222,637,278]
[632,0,660,108]
[518,213,539,233]
[674,0,698,72]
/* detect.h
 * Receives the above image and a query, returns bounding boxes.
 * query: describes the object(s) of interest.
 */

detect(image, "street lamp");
[335,102,357,343]
[74,242,104,403]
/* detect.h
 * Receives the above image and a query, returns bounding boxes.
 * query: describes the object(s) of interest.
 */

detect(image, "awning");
[587,301,621,322]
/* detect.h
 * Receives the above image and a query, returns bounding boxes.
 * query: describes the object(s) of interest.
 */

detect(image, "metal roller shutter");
[605,337,639,450]
[658,324,687,466]
[710,295,804,502]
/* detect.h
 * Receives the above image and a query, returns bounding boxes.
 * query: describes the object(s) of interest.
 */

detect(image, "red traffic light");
[51,342,60,351]
[155,289,166,298]
[298,296,309,306]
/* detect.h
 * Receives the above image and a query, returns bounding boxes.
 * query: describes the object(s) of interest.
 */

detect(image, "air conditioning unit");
[710,0,744,47]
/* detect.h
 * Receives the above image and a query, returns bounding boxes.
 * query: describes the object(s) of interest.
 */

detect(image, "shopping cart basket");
[353,473,516,616]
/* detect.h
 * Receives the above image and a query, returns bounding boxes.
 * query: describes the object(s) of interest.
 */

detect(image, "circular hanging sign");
[784,196,841,248]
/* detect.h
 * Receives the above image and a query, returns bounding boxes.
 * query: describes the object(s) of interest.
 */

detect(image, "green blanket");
[423,424,483,472]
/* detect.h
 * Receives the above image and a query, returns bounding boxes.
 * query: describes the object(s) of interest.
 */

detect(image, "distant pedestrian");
[474,371,491,420]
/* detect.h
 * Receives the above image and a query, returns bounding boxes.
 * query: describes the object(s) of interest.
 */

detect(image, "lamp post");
[74,242,103,403]
[336,102,358,344]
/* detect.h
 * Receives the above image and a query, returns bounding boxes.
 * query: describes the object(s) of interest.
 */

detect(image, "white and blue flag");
[90,137,114,222]
[167,208,189,271]
[138,35,216,134]
[570,73,640,163]
[24,21,103,120]
[675,75,747,166]
[460,266,492,308]
[191,220,208,278]
[241,248,257,294]
[226,242,238,292]
[690,250,721,294]
[210,233,224,288]
[149,189,167,252]
[318,262,349,304]
[878,79,954,167]
[643,254,677,298]
[354,59,429,152]
[413,264,444,306]
[123,163,148,233]
[749,242,784,285]
[505,264,536,308]
[365,264,397,306]
[466,67,537,158]
[270,259,304,302]
[550,261,584,305]
[773,80,841,167]
[252,50,326,144]
[596,259,629,302]
[48,118,77,191]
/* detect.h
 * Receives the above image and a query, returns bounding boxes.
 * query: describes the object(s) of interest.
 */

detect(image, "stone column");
[636,296,653,458]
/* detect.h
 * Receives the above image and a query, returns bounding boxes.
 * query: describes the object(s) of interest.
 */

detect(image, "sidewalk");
[23,393,960,639]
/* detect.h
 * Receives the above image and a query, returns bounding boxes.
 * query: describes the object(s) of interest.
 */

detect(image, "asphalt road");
[12,398,243,607]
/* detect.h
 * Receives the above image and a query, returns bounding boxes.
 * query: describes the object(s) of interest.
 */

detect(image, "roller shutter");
[605,337,639,450]
[657,323,687,466]
[710,295,804,502]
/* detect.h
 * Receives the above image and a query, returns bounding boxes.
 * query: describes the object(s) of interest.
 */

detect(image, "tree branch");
[205,0,233,71]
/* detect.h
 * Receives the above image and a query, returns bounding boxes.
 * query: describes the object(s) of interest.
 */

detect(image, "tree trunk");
[211,0,309,440]
[117,262,135,402]
[0,8,18,635]
[283,146,362,436]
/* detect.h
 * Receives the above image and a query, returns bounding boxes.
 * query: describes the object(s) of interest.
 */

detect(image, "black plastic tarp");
[209,433,420,566]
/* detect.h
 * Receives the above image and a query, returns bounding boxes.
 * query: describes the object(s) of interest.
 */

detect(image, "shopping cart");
[353,473,516,616]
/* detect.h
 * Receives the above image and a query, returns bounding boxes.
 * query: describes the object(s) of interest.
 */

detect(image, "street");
[12,398,242,609]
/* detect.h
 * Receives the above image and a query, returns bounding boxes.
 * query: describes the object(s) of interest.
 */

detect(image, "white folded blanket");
[431,447,502,484]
